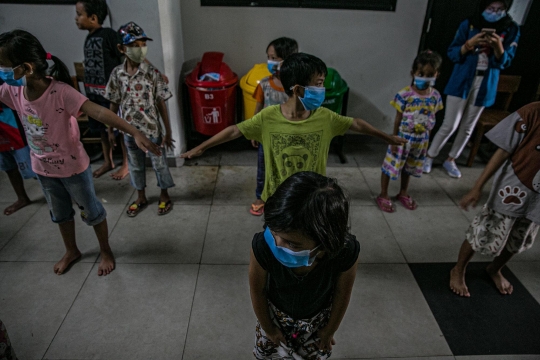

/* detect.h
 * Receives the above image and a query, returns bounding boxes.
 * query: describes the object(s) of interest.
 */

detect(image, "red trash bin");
[185,52,238,136]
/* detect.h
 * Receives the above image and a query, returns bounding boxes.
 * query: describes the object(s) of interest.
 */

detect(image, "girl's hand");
[387,135,408,146]
[316,327,336,351]
[459,188,482,210]
[265,325,287,346]
[180,147,204,159]
[134,132,161,156]
[487,33,505,57]
[161,134,175,151]
[251,139,259,148]
[468,32,488,47]
[391,145,400,155]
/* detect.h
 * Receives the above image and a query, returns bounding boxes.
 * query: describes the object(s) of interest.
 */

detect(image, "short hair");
[264,172,351,258]
[78,0,108,25]
[266,37,298,60]
[280,53,328,96]
[412,50,442,73]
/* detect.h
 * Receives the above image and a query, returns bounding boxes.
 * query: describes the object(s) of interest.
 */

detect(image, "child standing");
[0,30,160,275]
[250,171,360,359]
[377,50,443,212]
[75,0,129,179]
[0,96,36,216]
[181,53,406,203]
[250,37,298,216]
[105,22,174,217]
[450,101,540,297]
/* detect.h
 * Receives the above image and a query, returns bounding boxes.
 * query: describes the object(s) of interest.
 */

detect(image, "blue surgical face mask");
[482,9,506,23]
[0,65,27,87]
[295,85,326,111]
[264,227,320,268]
[267,60,281,75]
[413,76,436,90]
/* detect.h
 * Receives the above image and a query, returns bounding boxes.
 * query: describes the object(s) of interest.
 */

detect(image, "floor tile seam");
[431,175,462,208]
[180,262,201,360]
[357,166,376,199]
[40,262,95,360]
[0,202,43,253]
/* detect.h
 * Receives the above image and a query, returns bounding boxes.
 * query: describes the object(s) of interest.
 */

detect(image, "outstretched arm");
[180,125,243,159]
[460,148,511,210]
[349,118,407,146]
[81,100,161,156]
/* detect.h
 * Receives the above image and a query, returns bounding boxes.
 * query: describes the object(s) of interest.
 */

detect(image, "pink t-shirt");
[0,80,90,177]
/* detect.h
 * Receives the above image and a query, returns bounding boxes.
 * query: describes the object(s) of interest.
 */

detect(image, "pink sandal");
[376,196,396,213]
[396,194,417,210]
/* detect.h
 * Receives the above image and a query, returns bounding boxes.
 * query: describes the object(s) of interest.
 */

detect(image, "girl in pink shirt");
[0,30,160,276]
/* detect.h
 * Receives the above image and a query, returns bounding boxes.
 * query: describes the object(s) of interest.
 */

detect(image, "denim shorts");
[37,166,107,226]
[124,135,175,191]
[0,146,37,179]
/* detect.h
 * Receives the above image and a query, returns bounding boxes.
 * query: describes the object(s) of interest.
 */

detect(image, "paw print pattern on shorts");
[499,186,527,205]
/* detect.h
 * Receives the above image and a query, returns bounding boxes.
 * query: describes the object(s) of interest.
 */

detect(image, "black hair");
[0,30,72,87]
[280,53,328,96]
[470,0,514,32]
[264,171,351,258]
[77,0,109,25]
[266,37,298,60]
[412,50,442,73]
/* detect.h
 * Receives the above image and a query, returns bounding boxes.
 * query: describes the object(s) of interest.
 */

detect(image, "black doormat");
[409,262,540,356]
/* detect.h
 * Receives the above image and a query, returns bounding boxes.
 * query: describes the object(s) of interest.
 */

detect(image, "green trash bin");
[322,68,348,115]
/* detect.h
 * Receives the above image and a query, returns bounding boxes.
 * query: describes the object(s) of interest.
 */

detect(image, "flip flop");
[376,196,396,213]
[158,200,173,216]
[249,203,265,216]
[126,201,147,217]
[396,194,417,210]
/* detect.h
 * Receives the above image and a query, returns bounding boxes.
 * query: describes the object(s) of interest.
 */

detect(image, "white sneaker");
[423,157,433,173]
[443,160,462,178]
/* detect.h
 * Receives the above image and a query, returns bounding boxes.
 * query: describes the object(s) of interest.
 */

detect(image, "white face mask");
[125,46,148,63]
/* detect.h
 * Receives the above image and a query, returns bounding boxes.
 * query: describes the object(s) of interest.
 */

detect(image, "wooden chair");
[466,75,521,167]
[72,62,100,144]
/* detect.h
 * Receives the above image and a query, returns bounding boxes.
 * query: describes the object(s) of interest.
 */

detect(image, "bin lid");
[185,51,238,88]
[324,68,348,96]
[240,63,272,91]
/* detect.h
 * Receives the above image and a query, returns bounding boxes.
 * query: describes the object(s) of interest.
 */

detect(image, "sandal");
[376,196,395,213]
[158,200,173,216]
[127,201,147,217]
[396,194,417,210]
[249,203,265,216]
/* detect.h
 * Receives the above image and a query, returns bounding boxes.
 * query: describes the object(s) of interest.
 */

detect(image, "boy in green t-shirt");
[181,53,407,202]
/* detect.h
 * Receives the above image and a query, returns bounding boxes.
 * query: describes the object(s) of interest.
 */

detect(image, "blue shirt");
[444,19,520,107]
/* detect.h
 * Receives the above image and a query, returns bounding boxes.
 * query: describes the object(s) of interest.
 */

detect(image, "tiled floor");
[0,137,538,360]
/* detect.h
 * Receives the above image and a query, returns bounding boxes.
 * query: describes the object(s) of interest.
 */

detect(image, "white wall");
[179,0,429,132]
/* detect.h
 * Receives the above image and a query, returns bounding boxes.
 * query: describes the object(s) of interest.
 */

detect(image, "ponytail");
[49,55,72,87]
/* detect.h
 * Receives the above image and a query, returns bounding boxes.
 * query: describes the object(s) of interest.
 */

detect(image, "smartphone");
[482,28,496,36]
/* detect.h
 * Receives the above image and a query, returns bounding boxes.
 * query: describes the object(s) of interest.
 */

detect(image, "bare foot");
[54,251,82,275]
[93,163,114,178]
[450,266,470,297]
[98,249,115,276]
[3,198,31,215]
[110,164,129,180]
[487,265,513,295]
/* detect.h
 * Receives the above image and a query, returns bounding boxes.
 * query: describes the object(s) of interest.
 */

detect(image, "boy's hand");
[134,132,161,156]
[251,140,259,148]
[316,327,336,351]
[387,135,408,146]
[265,325,287,347]
[108,128,117,148]
[161,133,175,151]
[460,188,482,210]
[180,147,204,159]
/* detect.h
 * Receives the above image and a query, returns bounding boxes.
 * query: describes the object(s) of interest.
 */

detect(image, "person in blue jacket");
[424,0,519,178]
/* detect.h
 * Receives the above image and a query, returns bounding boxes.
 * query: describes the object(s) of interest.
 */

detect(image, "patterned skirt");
[466,205,539,256]
[254,302,332,360]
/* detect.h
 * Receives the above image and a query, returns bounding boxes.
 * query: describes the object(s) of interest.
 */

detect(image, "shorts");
[88,98,110,132]
[0,146,37,179]
[381,131,429,180]
[466,205,539,257]
[37,165,107,226]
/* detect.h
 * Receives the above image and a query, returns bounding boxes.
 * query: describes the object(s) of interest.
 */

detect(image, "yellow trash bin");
[239,63,271,120]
